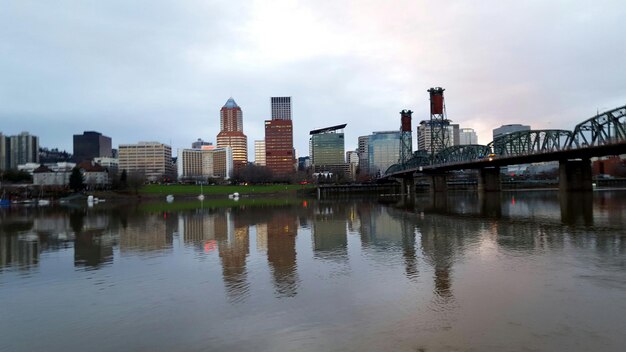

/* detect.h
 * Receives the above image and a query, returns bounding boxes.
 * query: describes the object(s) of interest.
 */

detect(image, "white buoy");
[198,194,205,201]
[233,192,239,197]
[166,194,174,203]
[87,195,94,203]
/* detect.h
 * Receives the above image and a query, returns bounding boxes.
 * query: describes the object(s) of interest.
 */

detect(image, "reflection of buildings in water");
[419,216,469,302]
[494,219,565,253]
[256,223,267,252]
[33,216,71,235]
[346,204,361,233]
[360,207,404,247]
[74,229,116,268]
[67,210,117,268]
[266,213,299,298]
[298,214,310,229]
[1,211,117,270]
[179,212,217,245]
[358,205,419,280]
[119,213,175,252]
[0,233,39,269]
[215,211,250,302]
[312,213,347,260]
[400,217,418,280]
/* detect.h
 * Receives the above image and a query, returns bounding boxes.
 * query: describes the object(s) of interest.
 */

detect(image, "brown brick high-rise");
[265,119,294,177]
[264,97,295,177]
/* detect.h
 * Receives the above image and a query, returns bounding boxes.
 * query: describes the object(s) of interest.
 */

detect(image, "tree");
[69,168,84,192]
[127,172,144,195]
[2,169,32,183]
[233,164,273,184]
[119,170,128,189]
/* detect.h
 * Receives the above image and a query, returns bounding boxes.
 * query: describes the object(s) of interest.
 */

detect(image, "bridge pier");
[478,167,501,192]
[559,159,592,192]
[391,176,415,197]
[399,176,415,197]
[428,174,448,193]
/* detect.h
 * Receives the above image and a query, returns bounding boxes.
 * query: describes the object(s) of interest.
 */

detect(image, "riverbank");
[139,184,314,197]
[0,184,316,204]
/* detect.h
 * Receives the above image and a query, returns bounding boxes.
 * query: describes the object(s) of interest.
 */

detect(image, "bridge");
[384,105,626,193]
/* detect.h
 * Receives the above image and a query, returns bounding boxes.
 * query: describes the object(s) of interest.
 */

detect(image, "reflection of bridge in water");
[385,105,626,193]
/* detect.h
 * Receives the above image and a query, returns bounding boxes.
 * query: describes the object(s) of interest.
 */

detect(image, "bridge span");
[383,105,626,193]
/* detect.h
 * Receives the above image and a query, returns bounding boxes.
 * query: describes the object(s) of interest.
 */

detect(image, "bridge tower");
[427,87,451,161]
[399,109,413,167]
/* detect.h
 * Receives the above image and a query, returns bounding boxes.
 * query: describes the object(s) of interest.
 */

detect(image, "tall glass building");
[309,124,346,166]
[368,131,400,177]
[309,124,348,176]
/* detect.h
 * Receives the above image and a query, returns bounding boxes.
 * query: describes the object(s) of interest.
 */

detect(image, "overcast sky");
[1,0,625,158]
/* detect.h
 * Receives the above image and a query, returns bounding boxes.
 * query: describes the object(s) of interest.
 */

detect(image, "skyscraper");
[265,97,295,177]
[417,120,455,154]
[9,132,39,169]
[358,135,370,176]
[271,97,292,120]
[217,97,248,170]
[0,133,8,170]
[309,124,348,175]
[254,140,266,166]
[73,131,112,162]
[368,131,401,176]
[192,138,212,149]
[310,124,346,165]
[265,119,294,177]
[459,128,478,145]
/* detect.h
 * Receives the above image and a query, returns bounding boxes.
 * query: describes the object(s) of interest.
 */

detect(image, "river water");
[1,191,625,351]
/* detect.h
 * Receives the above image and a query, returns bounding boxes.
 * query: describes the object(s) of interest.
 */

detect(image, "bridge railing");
[567,105,626,149]
[384,104,626,177]
[489,129,572,157]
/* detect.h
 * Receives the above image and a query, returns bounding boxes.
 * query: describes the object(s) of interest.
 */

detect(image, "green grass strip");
[139,184,313,195]
[139,197,305,212]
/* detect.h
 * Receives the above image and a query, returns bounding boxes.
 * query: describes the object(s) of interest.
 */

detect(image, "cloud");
[1,0,625,155]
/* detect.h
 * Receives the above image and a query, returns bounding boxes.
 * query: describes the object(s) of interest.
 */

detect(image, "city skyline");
[1,1,625,159]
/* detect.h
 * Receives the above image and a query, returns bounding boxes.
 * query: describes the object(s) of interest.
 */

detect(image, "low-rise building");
[20,162,76,174]
[93,157,119,175]
[177,147,233,182]
[33,165,71,186]
[77,161,110,188]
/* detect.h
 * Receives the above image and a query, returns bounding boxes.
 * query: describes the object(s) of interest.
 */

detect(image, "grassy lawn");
[140,197,305,212]
[140,184,313,195]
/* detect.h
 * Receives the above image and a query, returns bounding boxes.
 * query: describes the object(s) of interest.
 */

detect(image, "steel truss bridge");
[385,105,626,177]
